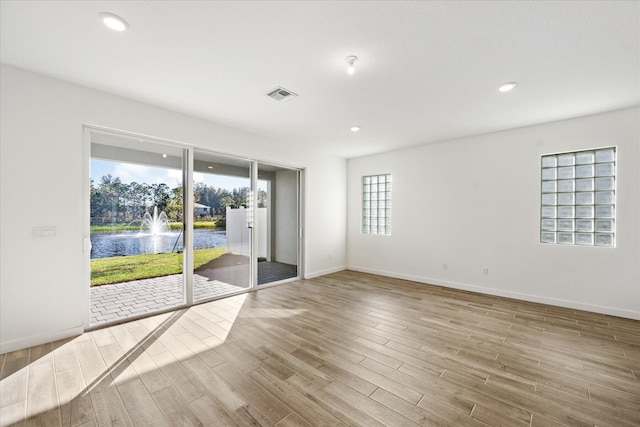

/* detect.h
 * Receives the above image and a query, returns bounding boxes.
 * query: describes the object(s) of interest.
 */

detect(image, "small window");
[363,174,391,235]
[540,147,616,247]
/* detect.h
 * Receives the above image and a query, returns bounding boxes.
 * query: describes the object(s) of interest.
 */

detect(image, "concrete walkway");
[90,262,296,325]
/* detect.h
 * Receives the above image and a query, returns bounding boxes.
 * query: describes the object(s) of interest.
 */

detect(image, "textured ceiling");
[1,1,638,158]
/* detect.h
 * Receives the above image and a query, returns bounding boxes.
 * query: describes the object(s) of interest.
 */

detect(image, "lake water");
[90,229,227,259]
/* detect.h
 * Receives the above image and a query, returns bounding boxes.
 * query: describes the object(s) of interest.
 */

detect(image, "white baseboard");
[304,266,346,280]
[0,325,84,354]
[347,265,640,321]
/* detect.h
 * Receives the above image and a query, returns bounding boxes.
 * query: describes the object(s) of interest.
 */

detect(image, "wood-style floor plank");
[25,356,58,422]
[249,367,342,426]
[150,385,203,426]
[1,270,639,426]
[188,394,237,426]
[0,354,28,411]
[212,361,293,424]
[148,350,208,403]
[117,378,169,426]
[323,380,416,426]
[55,367,94,427]
[88,380,132,427]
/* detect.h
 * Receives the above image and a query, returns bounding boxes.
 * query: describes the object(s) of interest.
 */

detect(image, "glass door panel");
[193,150,252,302]
[257,162,300,285]
[89,132,185,326]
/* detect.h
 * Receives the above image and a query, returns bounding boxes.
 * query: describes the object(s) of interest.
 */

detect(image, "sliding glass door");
[87,128,302,326]
[89,132,186,326]
[192,150,252,302]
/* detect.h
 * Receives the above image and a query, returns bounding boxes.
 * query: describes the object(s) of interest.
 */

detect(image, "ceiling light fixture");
[350,126,361,132]
[498,81,517,92]
[208,166,213,169]
[345,56,358,75]
[99,12,129,32]
[162,153,167,158]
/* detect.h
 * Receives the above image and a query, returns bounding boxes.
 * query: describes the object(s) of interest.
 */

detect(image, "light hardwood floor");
[1,270,639,426]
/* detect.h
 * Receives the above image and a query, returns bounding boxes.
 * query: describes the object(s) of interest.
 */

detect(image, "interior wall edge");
[347,265,640,321]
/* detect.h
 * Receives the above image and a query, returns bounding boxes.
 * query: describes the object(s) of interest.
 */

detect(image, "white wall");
[348,108,640,320]
[0,64,347,353]
[275,169,299,265]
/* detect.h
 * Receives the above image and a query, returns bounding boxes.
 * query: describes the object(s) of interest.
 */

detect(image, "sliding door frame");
[183,146,194,305]
[83,125,304,330]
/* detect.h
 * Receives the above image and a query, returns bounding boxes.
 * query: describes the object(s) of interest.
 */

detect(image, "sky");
[91,159,265,191]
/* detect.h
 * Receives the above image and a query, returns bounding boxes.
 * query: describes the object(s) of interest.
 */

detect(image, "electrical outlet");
[443,263,448,270]
[483,268,489,275]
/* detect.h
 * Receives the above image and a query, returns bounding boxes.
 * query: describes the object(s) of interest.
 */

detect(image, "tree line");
[91,175,265,224]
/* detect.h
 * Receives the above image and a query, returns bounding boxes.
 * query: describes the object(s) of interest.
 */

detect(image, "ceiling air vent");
[266,86,298,102]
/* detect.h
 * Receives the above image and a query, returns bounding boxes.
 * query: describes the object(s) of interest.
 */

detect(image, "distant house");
[194,203,210,217]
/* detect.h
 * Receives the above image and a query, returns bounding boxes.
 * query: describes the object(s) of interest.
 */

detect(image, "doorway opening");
[256,161,299,285]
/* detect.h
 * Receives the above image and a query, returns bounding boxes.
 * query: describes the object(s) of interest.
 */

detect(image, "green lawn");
[90,247,226,286]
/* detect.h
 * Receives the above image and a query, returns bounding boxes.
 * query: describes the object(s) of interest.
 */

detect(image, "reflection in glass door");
[89,132,185,326]
[192,150,252,302]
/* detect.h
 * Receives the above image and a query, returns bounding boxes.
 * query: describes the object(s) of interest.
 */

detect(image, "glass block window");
[540,147,616,247]
[363,174,391,235]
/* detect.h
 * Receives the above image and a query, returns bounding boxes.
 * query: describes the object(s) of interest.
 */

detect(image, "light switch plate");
[33,226,56,238]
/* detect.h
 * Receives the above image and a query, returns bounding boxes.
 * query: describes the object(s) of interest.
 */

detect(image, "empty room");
[1,1,639,426]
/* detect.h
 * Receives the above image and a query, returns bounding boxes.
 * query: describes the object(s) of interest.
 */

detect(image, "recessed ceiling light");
[99,12,129,32]
[498,81,517,92]
[207,166,213,169]
[350,126,361,132]
[162,154,167,158]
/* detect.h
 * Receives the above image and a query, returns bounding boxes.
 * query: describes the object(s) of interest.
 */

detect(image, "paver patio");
[90,261,296,325]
